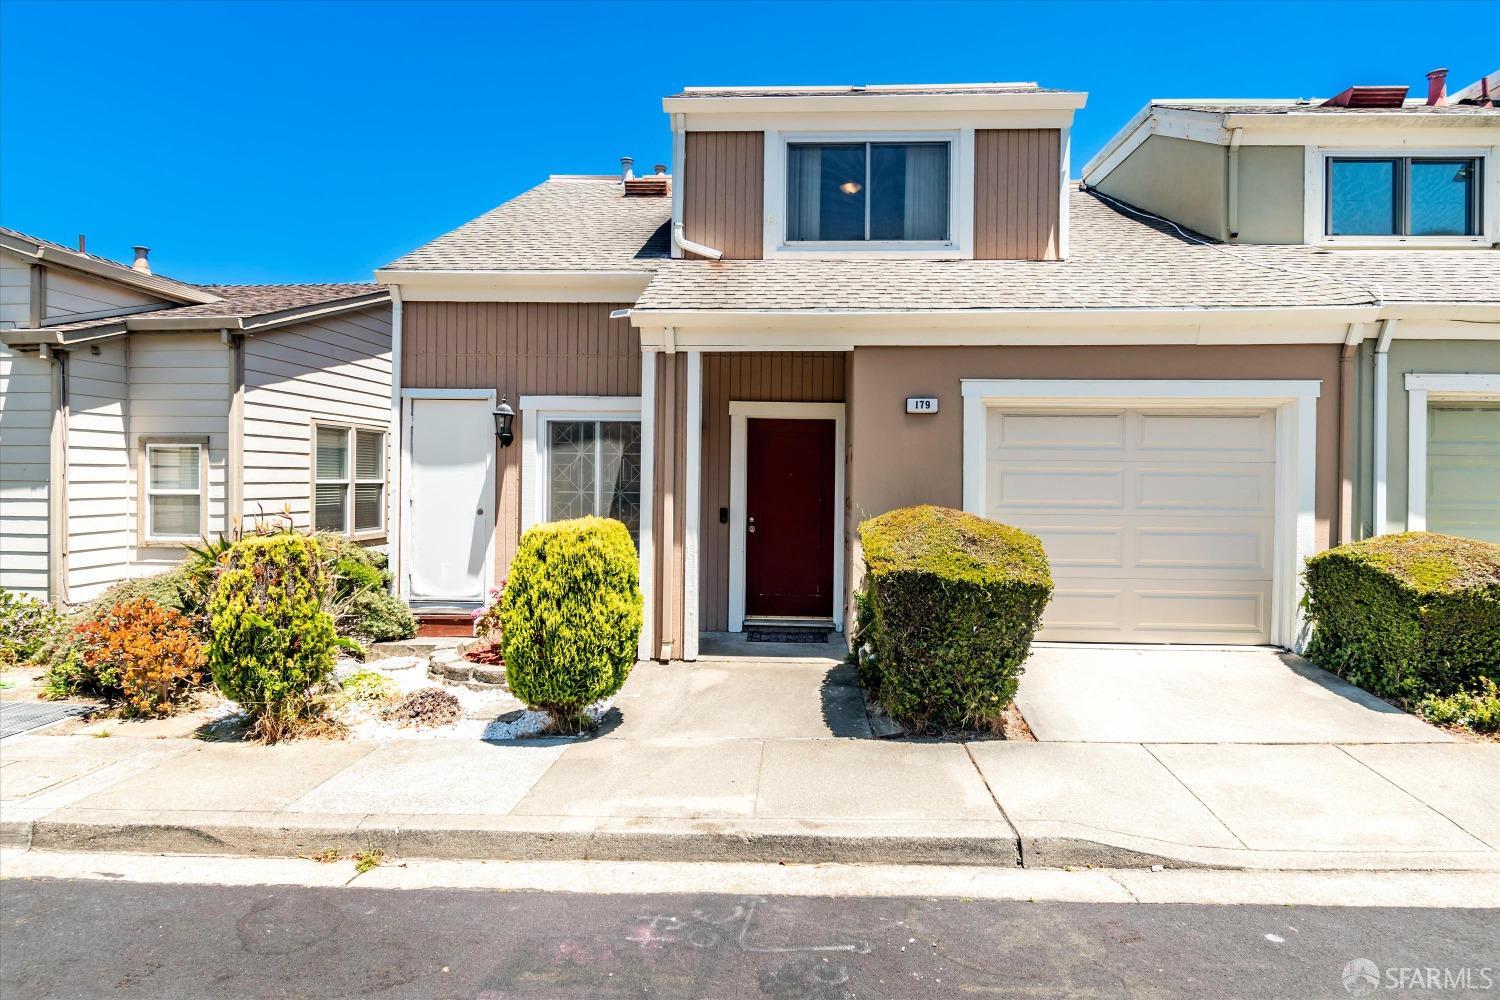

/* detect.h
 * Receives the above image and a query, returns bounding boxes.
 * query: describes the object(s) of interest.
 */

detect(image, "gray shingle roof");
[633,189,1422,313]
[40,283,386,333]
[384,178,671,272]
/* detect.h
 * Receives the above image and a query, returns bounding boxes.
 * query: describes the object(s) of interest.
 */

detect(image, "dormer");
[662,83,1087,261]
[1082,69,1500,248]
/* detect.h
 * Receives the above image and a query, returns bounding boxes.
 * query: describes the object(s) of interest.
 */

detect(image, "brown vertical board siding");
[974,129,1061,260]
[402,302,639,579]
[683,131,764,260]
[698,352,847,632]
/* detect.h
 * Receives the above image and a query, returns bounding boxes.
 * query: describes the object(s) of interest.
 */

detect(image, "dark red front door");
[745,418,835,619]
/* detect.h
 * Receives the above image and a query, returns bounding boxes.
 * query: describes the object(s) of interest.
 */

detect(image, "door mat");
[747,629,829,644]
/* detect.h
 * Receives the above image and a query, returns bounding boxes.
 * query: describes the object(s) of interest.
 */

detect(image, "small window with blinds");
[313,423,386,536]
[143,441,205,543]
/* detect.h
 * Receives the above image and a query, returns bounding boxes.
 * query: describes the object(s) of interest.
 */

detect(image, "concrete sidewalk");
[2,660,1497,871]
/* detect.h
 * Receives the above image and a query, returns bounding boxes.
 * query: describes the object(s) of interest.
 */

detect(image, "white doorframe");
[727,400,846,633]
[1403,372,1500,531]
[400,388,496,604]
[960,379,1321,650]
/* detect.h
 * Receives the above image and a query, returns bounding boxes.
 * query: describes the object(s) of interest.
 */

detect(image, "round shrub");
[207,533,338,741]
[1304,531,1500,700]
[500,517,642,731]
[859,505,1052,734]
[344,589,418,643]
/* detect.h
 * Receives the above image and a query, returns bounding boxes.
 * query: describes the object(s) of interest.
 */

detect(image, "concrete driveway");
[1014,645,1454,744]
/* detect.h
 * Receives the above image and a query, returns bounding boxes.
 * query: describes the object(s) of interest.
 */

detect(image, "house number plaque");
[905,397,939,414]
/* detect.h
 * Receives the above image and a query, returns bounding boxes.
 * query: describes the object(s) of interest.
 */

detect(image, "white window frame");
[764,129,973,258]
[311,420,387,539]
[1304,146,1495,247]
[519,394,651,659]
[960,379,1321,651]
[139,437,210,546]
[1403,372,1500,532]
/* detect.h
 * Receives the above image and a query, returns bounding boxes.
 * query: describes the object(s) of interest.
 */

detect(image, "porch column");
[682,351,702,660]
[652,351,679,661]
[638,350,656,661]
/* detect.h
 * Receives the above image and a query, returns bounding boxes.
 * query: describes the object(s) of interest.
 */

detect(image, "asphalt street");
[2,878,1496,999]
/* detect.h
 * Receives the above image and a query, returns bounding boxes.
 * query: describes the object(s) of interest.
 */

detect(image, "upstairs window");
[787,141,951,243]
[1326,156,1481,237]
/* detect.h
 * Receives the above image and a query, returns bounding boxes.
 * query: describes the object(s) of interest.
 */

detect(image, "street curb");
[0,819,34,850]
[26,817,1023,867]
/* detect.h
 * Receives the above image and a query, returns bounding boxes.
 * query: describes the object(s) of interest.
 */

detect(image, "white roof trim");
[376,268,652,303]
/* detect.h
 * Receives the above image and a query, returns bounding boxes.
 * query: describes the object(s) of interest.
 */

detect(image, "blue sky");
[0,0,1491,284]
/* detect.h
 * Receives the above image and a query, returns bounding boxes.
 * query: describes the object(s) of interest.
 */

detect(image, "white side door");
[405,395,494,604]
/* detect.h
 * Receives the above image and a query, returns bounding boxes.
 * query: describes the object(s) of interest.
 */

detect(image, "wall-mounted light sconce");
[493,396,515,447]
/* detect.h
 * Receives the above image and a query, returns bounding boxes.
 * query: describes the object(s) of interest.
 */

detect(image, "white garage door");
[985,407,1276,644]
[1426,401,1500,544]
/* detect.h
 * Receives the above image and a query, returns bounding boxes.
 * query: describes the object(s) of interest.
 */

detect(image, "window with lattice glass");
[546,419,641,543]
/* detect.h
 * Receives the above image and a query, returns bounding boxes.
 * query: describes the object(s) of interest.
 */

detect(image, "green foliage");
[1304,532,1500,701]
[335,556,385,597]
[334,670,400,706]
[858,505,1052,734]
[207,533,338,741]
[344,589,417,643]
[81,569,196,620]
[0,589,69,668]
[1417,678,1500,734]
[500,517,642,731]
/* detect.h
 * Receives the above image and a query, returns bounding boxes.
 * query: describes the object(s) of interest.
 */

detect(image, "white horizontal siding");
[45,266,163,320]
[0,249,32,330]
[63,339,131,603]
[241,305,392,534]
[0,343,52,596]
[127,333,231,573]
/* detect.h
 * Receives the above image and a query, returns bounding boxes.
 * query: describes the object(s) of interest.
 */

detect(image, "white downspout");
[387,285,405,596]
[1227,127,1244,240]
[1371,317,1396,536]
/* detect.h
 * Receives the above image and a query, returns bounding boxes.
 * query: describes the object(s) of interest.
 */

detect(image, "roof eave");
[662,91,1088,115]
[0,231,222,305]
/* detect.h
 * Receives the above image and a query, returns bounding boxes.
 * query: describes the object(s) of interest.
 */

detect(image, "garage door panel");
[989,410,1126,452]
[989,465,1125,509]
[1135,465,1274,514]
[986,404,1276,644]
[1135,410,1275,460]
[1135,525,1271,574]
[1427,403,1500,544]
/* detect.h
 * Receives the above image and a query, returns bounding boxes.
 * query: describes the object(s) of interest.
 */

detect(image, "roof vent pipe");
[77,234,86,253]
[620,156,635,182]
[1426,68,1449,106]
[131,245,151,274]
[653,164,667,176]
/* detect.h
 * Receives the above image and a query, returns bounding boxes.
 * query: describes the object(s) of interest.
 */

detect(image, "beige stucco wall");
[1233,145,1304,244]
[1093,134,1226,239]
[846,344,1346,617]
[1357,337,1500,537]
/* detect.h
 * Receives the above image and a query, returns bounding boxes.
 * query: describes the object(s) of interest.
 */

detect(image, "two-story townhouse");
[0,227,394,605]
[380,78,1495,661]
[1083,69,1499,546]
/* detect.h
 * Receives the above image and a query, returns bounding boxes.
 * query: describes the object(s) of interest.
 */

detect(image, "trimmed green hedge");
[1304,532,1500,700]
[500,516,642,731]
[858,505,1052,734]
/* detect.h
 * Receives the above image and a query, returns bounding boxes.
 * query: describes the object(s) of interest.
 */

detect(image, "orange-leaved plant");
[74,598,207,718]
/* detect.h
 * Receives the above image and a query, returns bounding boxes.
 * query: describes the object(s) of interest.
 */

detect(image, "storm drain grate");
[0,702,91,740]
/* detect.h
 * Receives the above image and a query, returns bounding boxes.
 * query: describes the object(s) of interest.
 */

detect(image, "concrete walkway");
[2,654,1497,872]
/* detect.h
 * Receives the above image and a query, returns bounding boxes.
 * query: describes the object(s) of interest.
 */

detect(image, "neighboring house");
[378,76,1498,660]
[1082,68,1499,545]
[0,227,392,605]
